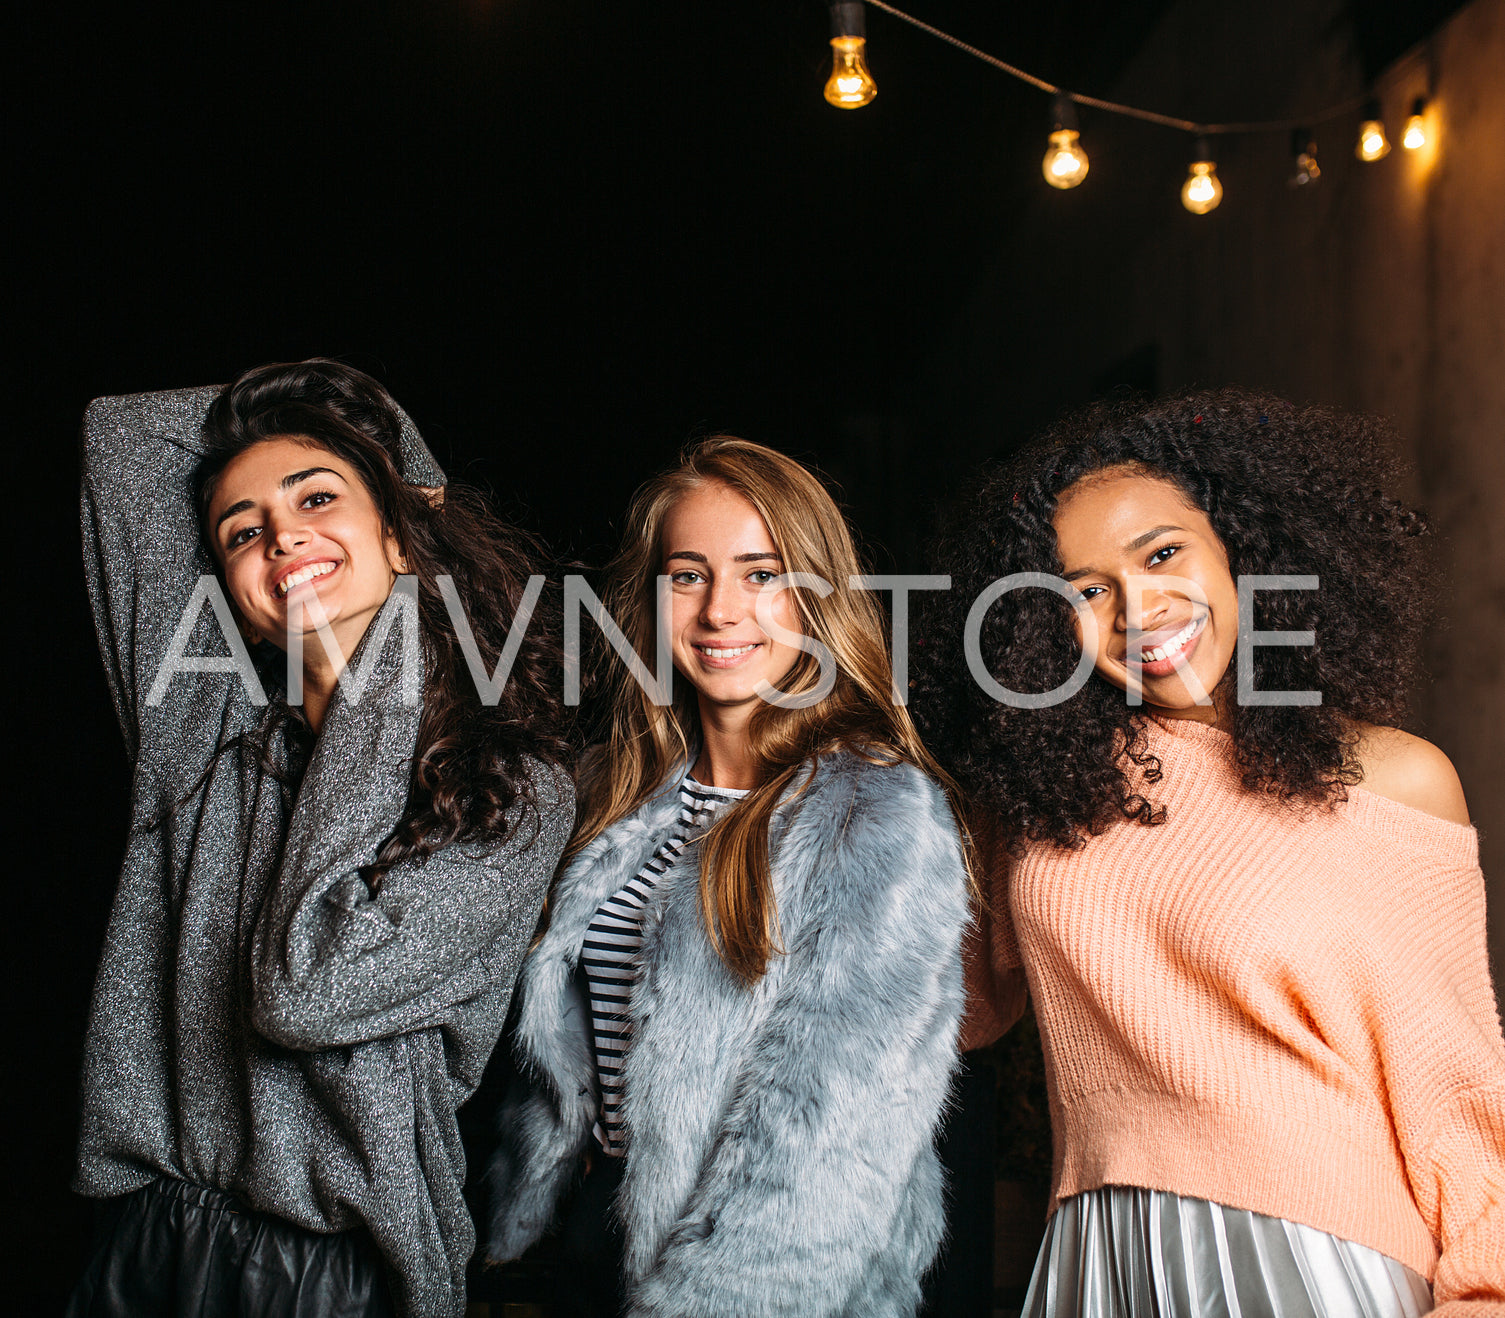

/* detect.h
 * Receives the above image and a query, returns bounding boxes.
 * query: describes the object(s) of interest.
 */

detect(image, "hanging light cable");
[824,2,878,109]
[1181,137,1223,214]
[1042,93,1089,188]
[821,1,1444,211]
[1356,98,1391,160]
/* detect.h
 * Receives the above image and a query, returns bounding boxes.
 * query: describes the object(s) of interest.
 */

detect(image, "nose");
[1122,583,1173,634]
[700,575,742,628]
[265,508,311,556]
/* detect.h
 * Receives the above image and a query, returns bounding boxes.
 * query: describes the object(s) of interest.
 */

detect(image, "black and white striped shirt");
[580,775,748,1157]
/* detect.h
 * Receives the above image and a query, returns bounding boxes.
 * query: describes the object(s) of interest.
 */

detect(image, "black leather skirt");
[66,1177,394,1318]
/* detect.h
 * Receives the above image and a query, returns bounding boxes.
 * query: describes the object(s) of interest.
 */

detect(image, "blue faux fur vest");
[486,751,969,1318]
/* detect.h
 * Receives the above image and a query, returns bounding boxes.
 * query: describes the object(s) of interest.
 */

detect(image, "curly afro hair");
[910,387,1432,850]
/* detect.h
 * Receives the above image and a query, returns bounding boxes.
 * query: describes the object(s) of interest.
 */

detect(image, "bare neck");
[297,655,339,734]
[289,618,368,734]
[692,701,761,790]
[1141,685,1235,732]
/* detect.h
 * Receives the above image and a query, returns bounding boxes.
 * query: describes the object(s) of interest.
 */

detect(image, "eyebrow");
[1062,525,1185,581]
[213,467,343,533]
[1126,524,1184,551]
[665,550,783,564]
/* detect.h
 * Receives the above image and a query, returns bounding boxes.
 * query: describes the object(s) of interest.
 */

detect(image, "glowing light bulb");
[1403,97,1427,150]
[825,37,877,108]
[1041,96,1088,188]
[1289,128,1320,187]
[1356,100,1390,160]
[1357,121,1390,160]
[824,3,876,109]
[1292,151,1319,185]
[1181,140,1222,214]
[1041,95,1089,190]
[1182,162,1222,213]
[1043,130,1088,187]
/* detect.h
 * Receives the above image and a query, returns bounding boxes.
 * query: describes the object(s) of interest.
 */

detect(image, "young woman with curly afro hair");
[910,387,1505,1318]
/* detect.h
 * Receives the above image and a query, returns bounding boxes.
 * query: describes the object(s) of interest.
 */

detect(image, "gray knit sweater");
[75,386,573,1318]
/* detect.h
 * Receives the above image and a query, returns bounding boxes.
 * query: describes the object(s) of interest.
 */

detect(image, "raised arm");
[629,765,968,1318]
[80,384,448,770]
[80,387,225,766]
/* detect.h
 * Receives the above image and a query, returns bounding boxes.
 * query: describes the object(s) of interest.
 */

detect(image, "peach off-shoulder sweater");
[964,716,1505,1315]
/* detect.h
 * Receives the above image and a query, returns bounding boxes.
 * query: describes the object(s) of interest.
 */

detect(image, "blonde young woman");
[486,437,970,1318]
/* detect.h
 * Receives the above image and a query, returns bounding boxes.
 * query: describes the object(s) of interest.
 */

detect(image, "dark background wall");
[8,0,1498,1309]
[917,0,1505,980]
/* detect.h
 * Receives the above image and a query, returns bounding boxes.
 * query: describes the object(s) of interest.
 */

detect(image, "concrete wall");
[933,0,1505,978]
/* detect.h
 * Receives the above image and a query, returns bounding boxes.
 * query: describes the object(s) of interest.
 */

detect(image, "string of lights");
[822,0,1434,214]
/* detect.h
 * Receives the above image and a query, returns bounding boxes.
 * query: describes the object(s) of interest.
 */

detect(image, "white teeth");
[701,644,756,658]
[276,562,337,597]
[1140,616,1200,664]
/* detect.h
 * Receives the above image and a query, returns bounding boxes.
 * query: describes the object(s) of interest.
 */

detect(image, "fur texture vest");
[486,751,969,1318]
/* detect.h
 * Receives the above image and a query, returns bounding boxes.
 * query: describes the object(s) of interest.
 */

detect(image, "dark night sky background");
[8,0,1460,1302]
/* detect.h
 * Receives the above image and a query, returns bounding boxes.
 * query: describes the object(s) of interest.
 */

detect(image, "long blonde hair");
[570,436,966,983]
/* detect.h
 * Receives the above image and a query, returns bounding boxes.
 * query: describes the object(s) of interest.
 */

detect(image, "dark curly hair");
[195,359,575,886]
[910,387,1432,850]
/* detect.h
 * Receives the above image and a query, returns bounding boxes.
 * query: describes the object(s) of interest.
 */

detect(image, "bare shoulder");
[1350,723,1472,826]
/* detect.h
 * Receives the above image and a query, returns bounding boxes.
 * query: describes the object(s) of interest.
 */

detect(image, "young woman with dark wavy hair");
[69,360,575,1318]
[912,389,1505,1317]
[486,436,970,1318]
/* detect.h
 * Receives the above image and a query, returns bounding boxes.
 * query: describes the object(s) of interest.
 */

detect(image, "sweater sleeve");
[627,767,968,1318]
[1418,1086,1505,1316]
[252,757,573,1051]
[80,387,227,767]
[1373,831,1505,1315]
[959,811,1027,1051]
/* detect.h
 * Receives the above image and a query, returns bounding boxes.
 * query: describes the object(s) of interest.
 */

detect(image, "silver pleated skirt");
[1021,1187,1433,1318]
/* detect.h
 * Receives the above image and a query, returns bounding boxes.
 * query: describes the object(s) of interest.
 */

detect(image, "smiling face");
[1052,468,1239,723]
[660,480,805,726]
[206,436,405,656]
